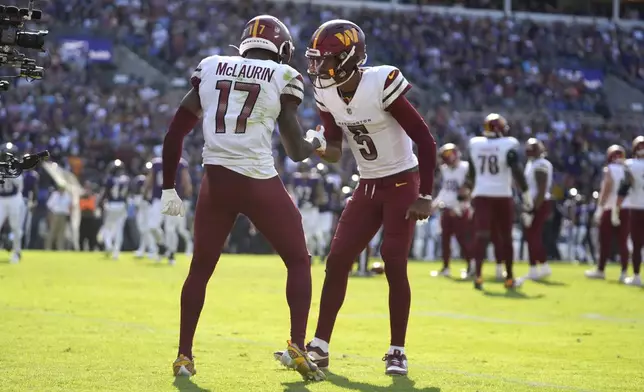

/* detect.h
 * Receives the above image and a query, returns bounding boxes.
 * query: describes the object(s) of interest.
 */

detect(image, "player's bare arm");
[616,168,633,208]
[507,149,528,193]
[534,169,548,210]
[464,157,476,190]
[598,167,612,209]
[277,95,321,162]
[387,95,437,220]
[316,111,343,163]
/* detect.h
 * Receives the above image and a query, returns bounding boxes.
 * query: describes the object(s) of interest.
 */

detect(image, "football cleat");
[173,354,196,377]
[474,277,484,291]
[539,264,552,278]
[504,278,521,290]
[283,341,326,381]
[431,267,450,277]
[585,269,605,279]
[624,275,642,287]
[10,251,20,264]
[618,272,627,284]
[274,342,330,370]
[383,350,408,376]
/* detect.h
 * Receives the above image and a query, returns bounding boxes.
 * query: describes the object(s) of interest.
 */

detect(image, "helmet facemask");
[305,46,365,89]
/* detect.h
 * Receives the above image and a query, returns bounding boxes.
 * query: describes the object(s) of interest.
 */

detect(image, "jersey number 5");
[347,125,378,161]
[215,80,261,134]
[478,154,499,175]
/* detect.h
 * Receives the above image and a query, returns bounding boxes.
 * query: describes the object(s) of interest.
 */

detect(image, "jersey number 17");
[215,80,261,134]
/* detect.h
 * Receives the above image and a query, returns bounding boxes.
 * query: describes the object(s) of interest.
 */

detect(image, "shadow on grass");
[532,279,568,287]
[483,290,545,300]
[282,372,441,392]
[173,377,213,392]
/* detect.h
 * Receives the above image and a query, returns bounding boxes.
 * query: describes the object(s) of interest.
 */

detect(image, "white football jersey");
[525,157,553,200]
[469,136,519,197]
[436,161,469,208]
[623,158,644,209]
[314,66,418,179]
[603,163,625,209]
[193,55,304,179]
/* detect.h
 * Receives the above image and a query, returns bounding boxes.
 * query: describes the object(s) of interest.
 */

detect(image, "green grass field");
[1,252,642,392]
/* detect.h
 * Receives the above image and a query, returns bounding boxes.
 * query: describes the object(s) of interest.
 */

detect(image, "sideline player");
[132,172,157,259]
[289,162,324,254]
[466,114,531,291]
[518,138,553,282]
[615,136,644,286]
[21,169,38,250]
[160,15,326,381]
[144,157,166,260]
[431,143,472,278]
[98,160,130,260]
[586,145,630,282]
[0,163,24,263]
[163,157,193,265]
[275,19,436,376]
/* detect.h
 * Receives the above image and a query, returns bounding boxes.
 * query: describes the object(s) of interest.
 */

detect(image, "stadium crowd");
[1,0,644,252]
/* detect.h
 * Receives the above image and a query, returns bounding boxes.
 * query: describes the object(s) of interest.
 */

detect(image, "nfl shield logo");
[346,108,352,114]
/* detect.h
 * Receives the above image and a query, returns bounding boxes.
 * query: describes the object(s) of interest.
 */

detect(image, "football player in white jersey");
[276,19,437,376]
[431,143,473,278]
[615,136,644,286]
[466,114,532,291]
[587,145,630,282]
[159,15,325,381]
[518,138,553,283]
[0,172,24,264]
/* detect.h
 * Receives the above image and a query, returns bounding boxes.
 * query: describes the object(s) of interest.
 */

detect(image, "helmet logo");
[334,28,359,46]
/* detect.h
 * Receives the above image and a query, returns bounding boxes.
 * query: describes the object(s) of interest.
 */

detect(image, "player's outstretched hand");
[161,188,186,217]
[406,197,431,220]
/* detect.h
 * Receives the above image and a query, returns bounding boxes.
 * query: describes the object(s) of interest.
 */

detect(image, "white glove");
[305,126,327,152]
[521,191,534,212]
[521,212,534,228]
[161,188,185,217]
[611,207,620,227]
[452,204,462,217]
[594,207,603,224]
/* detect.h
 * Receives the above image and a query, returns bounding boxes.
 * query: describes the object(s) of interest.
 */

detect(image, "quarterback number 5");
[215,80,261,134]
[478,154,499,175]
[347,124,378,161]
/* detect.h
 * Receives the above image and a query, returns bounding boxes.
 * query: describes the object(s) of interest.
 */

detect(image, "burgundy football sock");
[384,262,411,347]
[314,266,351,343]
[285,260,312,349]
[178,270,212,359]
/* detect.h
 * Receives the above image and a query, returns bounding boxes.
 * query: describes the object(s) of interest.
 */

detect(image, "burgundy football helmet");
[305,19,367,89]
[438,143,459,166]
[525,138,546,159]
[633,136,644,158]
[606,144,626,163]
[238,15,294,64]
[483,113,509,138]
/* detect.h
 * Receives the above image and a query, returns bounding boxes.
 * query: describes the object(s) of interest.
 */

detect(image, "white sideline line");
[582,313,644,323]
[341,311,549,325]
[2,305,595,392]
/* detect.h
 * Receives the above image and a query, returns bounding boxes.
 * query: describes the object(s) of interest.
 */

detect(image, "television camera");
[0,150,49,184]
[0,0,46,91]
